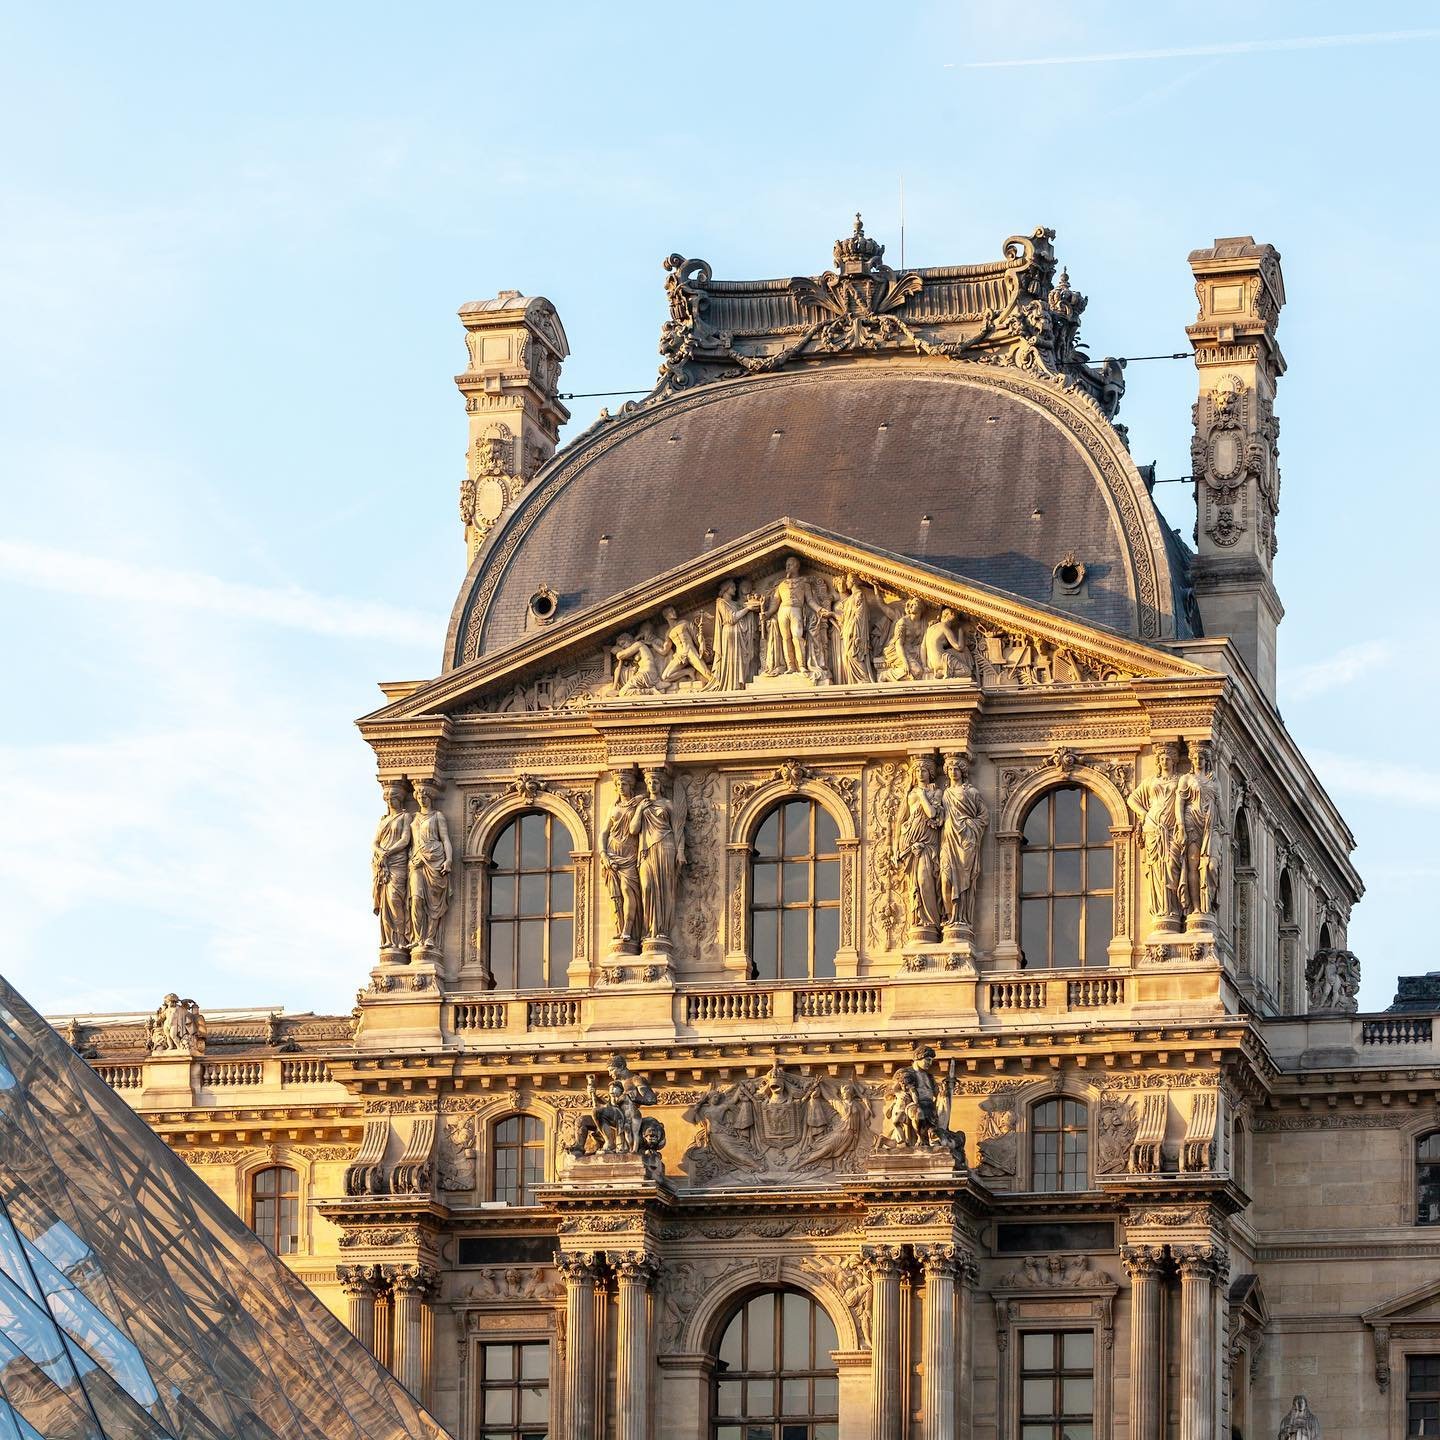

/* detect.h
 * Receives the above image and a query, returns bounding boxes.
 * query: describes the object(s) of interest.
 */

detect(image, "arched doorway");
[711,1288,839,1439]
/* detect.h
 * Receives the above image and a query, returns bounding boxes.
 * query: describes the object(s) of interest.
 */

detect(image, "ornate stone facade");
[61,220,1435,1440]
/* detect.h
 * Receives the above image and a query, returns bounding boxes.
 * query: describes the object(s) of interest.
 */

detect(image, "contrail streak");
[955,28,1440,69]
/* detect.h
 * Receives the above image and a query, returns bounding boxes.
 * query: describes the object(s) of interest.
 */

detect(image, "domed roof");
[445,359,1190,668]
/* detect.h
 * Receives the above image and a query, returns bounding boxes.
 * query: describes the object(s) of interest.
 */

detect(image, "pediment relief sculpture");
[469,558,1142,714]
[681,1064,873,1186]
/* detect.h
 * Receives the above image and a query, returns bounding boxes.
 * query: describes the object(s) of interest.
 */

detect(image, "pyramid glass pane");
[0,976,451,1440]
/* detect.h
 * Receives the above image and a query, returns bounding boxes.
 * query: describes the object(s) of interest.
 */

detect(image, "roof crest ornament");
[642,219,1127,428]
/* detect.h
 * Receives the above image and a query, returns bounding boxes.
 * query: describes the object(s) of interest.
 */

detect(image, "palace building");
[55,219,1440,1440]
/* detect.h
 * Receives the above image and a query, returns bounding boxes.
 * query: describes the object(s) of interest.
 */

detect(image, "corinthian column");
[614,1251,660,1440]
[864,1246,904,1440]
[338,1264,380,1355]
[917,1245,958,1440]
[1176,1244,1227,1440]
[558,1252,603,1440]
[390,1265,435,1398]
[1122,1245,1167,1440]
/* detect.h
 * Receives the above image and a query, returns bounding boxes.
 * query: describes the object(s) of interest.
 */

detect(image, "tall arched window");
[487,811,574,989]
[1278,867,1298,1011]
[1020,786,1113,969]
[251,1165,300,1254]
[493,1115,545,1206]
[712,1289,839,1439]
[1032,1098,1089,1192]
[1418,1132,1440,1225]
[1230,809,1253,973]
[750,800,841,981]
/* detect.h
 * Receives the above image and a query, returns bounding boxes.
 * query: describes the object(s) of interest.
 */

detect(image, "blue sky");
[2,2,1434,1016]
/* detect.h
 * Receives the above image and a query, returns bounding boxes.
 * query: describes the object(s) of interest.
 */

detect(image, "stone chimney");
[1186,237,1286,698]
[454,293,570,560]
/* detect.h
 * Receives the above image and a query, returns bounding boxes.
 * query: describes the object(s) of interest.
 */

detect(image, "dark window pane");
[1052,849,1082,894]
[1053,788,1082,845]
[550,871,574,914]
[753,863,778,907]
[1062,1332,1094,1369]
[547,919,572,983]
[550,821,571,867]
[1085,797,1111,844]
[746,1295,773,1367]
[1021,850,1048,895]
[1020,899,1049,962]
[518,873,547,917]
[519,814,548,869]
[814,808,839,854]
[752,918,778,981]
[814,858,840,903]
[1086,846,1113,892]
[813,910,839,978]
[780,911,809,980]
[782,863,809,906]
[1023,800,1050,846]
[1084,903,1112,968]
[491,877,517,918]
[755,811,779,857]
[782,804,809,856]
[781,1294,809,1369]
[1022,1332,1054,1370]
[1052,898,1082,967]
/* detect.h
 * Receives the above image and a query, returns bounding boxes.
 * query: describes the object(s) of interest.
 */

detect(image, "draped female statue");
[940,751,989,935]
[629,769,688,948]
[708,580,763,690]
[372,779,412,956]
[408,777,453,956]
[892,755,943,941]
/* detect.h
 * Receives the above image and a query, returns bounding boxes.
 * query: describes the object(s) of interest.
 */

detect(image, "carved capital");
[611,1250,661,1288]
[915,1243,972,1282]
[336,1263,383,1298]
[860,1244,905,1280]
[1119,1244,1167,1279]
[1172,1243,1228,1283]
[389,1264,438,1298]
[554,1250,604,1286]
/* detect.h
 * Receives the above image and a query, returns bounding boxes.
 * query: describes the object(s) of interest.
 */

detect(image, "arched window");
[1279,869,1295,923]
[1318,921,1333,951]
[1032,1098,1089,1192]
[251,1165,299,1254]
[493,1115,545,1206]
[487,811,574,989]
[712,1289,839,1439]
[1230,809,1253,965]
[1418,1132,1440,1225]
[750,800,841,981]
[1020,786,1113,969]
[1278,867,1298,1010]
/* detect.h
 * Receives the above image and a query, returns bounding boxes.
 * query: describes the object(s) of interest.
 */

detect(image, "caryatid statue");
[760,557,833,679]
[1176,739,1221,925]
[893,754,943,942]
[1127,743,1183,933]
[601,769,643,954]
[629,768,688,950]
[372,778,412,957]
[940,751,989,937]
[407,777,453,957]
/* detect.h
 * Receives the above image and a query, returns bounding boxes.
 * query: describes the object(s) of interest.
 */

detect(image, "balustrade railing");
[1361,1016,1433,1045]
[453,1001,508,1032]
[200,1060,262,1087]
[93,1063,142,1090]
[1067,976,1125,1008]
[988,979,1047,1011]
[685,990,772,1024]
[527,998,581,1029]
[280,1058,331,1085]
[793,985,882,1019]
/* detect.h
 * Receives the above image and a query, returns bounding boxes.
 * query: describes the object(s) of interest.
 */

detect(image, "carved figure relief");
[673,771,721,969]
[799,1253,873,1348]
[939,751,988,937]
[866,762,908,951]
[997,1255,1109,1289]
[372,778,413,957]
[408,777,453,959]
[760,556,835,681]
[884,1046,964,1157]
[892,756,943,942]
[1176,740,1221,926]
[601,769,643,955]
[1128,743,1183,933]
[631,769,688,950]
[147,995,205,1056]
[708,580,763,690]
[683,1066,872,1184]
[567,1055,666,1170]
[1278,1397,1321,1440]
[437,1113,478,1192]
[1094,1092,1140,1175]
[976,1087,1020,1176]
[1305,949,1360,1014]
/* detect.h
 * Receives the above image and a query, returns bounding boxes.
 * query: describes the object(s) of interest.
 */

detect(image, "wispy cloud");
[955,29,1440,69]
[1308,751,1440,810]
[1284,640,1394,701]
[0,539,438,645]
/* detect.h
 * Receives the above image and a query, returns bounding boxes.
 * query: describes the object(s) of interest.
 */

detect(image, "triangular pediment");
[1365,1278,1440,1326]
[368,519,1211,724]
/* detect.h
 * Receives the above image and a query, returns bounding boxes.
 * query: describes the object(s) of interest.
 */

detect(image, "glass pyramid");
[0,973,452,1440]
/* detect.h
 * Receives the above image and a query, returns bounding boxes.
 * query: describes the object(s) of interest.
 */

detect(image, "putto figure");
[939,751,989,937]
[629,768,688,949]
[147,994,206,1056]
[601,769,644,954]
[761,557,833,679]
[408,777,453,957]
[892,754,943,941]
[1128,742,1183,932]
[884,1045,963,1156]
[372,778,412,957]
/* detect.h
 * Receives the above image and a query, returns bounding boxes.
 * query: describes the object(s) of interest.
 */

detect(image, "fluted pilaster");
[917,1245,960,1440]
[558,1251,603,1440]
[338,1264,381,1356]
[1176,1244,1227,1440]
[1122,1245,1167,1440]
[614,1251,660,1440]
[864,1245,904,1440]
[390,1265,435,1398]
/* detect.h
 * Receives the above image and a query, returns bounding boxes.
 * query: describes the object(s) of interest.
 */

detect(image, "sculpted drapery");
[1128,743,1183,931]
[630,769,686,946]
[372,779,412,954]
[894,755,943,941]
[939,751,988,933]
[407,777,453,954]
[602,770,643,953]
[709,581,763,691]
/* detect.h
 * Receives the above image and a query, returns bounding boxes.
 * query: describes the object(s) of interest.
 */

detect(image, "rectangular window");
[479,1340,549,1440]
[1019,1330,1095,1440]
[1410,1355,1440,1438]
